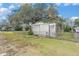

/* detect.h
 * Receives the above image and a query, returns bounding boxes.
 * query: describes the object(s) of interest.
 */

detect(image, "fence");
[74,27,79,42]
[31,23,79,42]
[31,23,57,38]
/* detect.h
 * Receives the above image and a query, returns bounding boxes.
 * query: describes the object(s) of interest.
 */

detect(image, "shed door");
[49,25,56,37]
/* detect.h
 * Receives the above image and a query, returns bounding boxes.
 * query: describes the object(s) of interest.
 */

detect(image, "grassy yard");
[62,32,74,41]
[0,31,79,56]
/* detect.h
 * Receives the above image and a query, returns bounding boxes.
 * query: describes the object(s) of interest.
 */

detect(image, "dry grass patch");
[0,31,79,55]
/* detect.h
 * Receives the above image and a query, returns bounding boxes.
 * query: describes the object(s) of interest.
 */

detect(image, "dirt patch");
[15,46,41,56]
[0,35,7,45]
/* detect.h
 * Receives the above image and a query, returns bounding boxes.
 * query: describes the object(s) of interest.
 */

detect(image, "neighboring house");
[31,22,59,38]
[66,19,75,28]
[74,27,79,33]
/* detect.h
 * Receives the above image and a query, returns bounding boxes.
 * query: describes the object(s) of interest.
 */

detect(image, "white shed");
[31,22,57,37]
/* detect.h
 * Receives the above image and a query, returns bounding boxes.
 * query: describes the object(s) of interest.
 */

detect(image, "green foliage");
[15,26,22,31]
[75,18,79,26]
[28,30,33,35]
[64,25,72,32]
[8,3,62,31]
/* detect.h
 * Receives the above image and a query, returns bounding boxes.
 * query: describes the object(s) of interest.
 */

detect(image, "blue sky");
[0,3,79,22]
[0,3,20,22]
[57,3,79,18]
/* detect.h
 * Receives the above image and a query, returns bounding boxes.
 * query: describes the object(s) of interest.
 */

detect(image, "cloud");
[9,4,15,10]
[55,3,78,6]
[63,3,71,6]
[0,16,7,23]
[72,3,79,6]
[9,4,21,9]
[0,7,12,21]
[70,16,79,20]
[0,8,8,13]
[15,3,21,7]
[70,16,79,21]
[63,3,79,6]
[55,3,61,6]
[0,3,3,7]
[56,3,79,6]
[0,4,21,21]
[1,16,6,20]
[58,14,63,17]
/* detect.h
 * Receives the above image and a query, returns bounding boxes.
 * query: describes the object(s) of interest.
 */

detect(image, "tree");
[75,18,79,26]
[64,25,72,32]
[8,3,61,31]
[9,4,32,31]
[31,3,48,23]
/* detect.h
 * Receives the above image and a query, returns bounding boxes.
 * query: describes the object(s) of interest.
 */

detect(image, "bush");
[28,27,33,35]
[15,26,22,31]
[28,30,33,35]
[64,25,72,32]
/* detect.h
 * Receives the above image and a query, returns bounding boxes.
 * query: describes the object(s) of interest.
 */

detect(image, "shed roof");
[33,22,56,25]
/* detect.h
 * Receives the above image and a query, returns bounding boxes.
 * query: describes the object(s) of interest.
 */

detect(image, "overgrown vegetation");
[0,3,78,56]
[0,31,79,56]
[75,18,79,26]
[0,3,63,32]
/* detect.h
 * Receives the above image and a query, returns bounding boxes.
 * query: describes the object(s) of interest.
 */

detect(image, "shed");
[31,22,58,38]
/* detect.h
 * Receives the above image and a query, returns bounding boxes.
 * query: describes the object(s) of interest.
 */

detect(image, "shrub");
[64,25,72,32]
[28,30,33,35]
[15,26,22,31]
[28,27,33,35]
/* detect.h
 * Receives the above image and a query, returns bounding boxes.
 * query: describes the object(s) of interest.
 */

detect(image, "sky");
[0,3,79,22]
[0,3,20,22]
[57,3,79,19]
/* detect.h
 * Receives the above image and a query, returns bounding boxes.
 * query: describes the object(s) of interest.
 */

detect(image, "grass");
[0,31,79,55]
[62,32,74,41]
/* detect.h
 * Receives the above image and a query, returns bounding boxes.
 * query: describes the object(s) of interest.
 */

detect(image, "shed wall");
[31,23,57,37]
